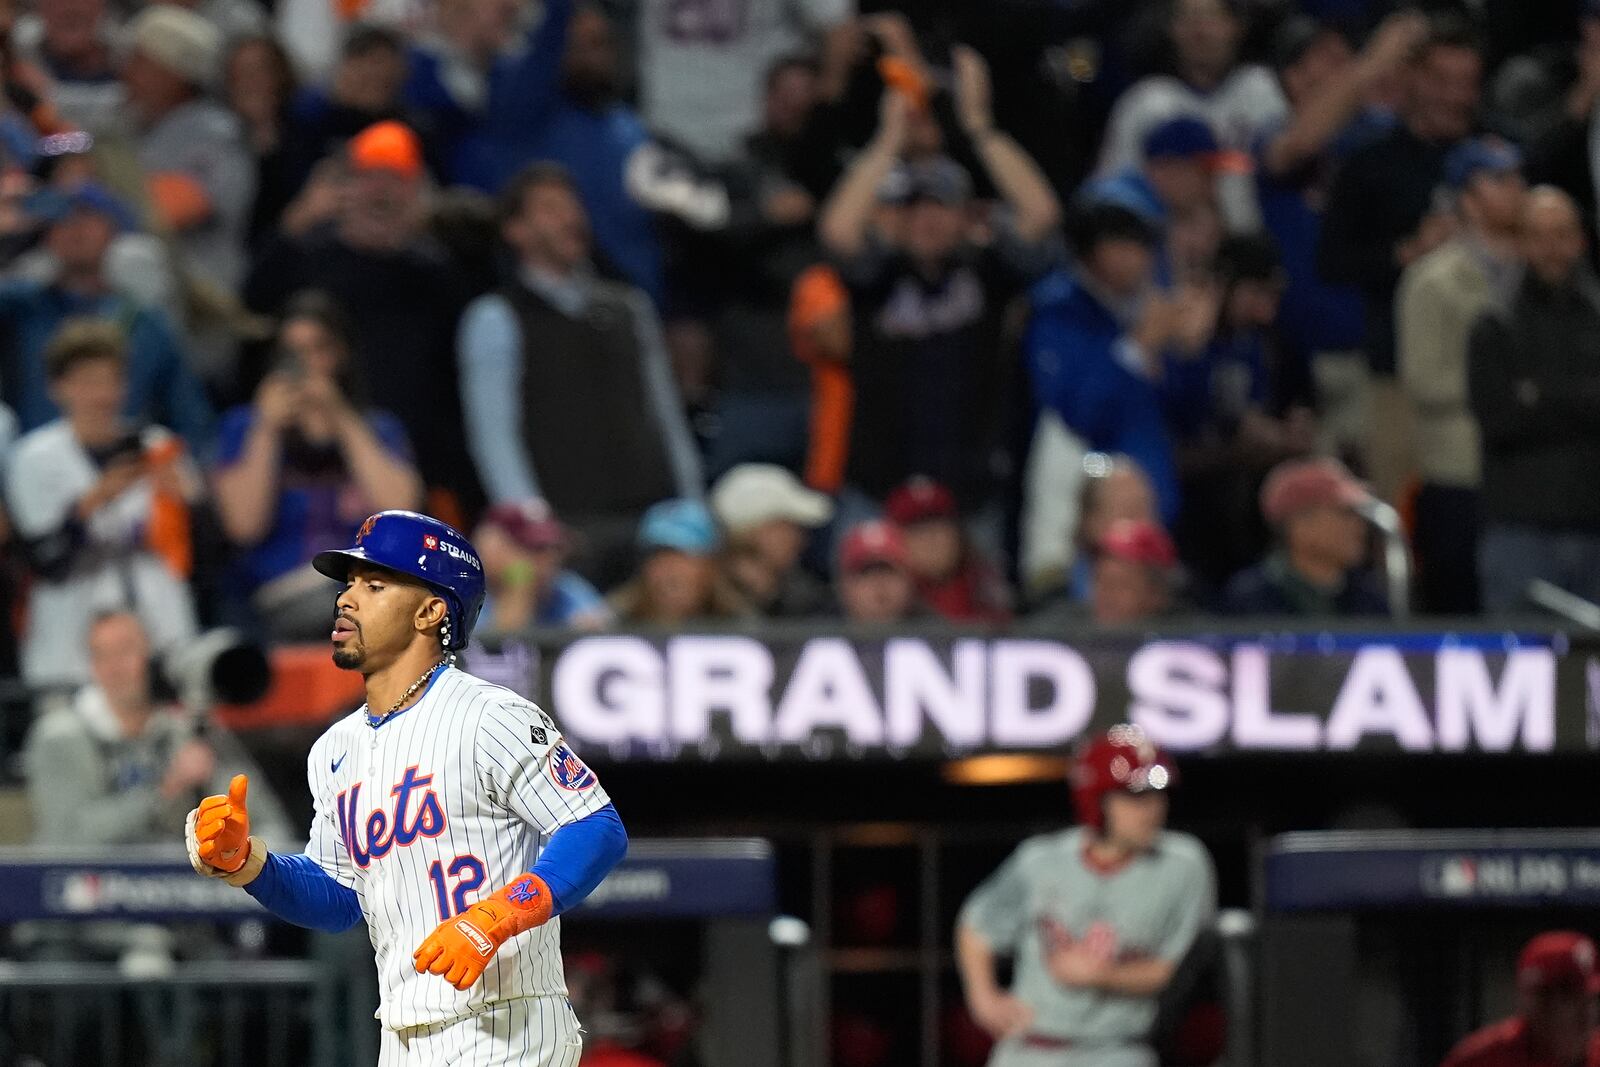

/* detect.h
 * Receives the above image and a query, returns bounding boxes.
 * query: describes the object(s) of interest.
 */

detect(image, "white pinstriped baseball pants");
[378,996,583,1066]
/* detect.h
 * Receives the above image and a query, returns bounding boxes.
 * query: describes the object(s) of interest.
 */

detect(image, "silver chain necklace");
[375,659,448,721]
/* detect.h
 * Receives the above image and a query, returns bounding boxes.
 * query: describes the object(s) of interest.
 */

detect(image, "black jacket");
[1318,124,1456,375]
[1468,269,1600,532]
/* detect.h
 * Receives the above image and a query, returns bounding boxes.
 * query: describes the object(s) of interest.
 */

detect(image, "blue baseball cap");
[638,499,719,555]
[1142,116,1219,162]
[1444,138,1522,191]
[24,182,138,233]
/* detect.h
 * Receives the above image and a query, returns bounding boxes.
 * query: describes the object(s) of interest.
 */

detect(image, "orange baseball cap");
[348,121,423,178]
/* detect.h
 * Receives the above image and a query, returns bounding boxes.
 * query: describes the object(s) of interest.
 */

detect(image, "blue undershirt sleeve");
[529,803,628,915]
[244,852,364,933]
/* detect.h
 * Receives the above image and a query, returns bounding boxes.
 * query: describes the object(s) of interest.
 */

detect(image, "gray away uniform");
[959,827,1216,1067]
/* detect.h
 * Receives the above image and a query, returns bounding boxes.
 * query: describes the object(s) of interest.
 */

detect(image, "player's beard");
[332,643,364,670]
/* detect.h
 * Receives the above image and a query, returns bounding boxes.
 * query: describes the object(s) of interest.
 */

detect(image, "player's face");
[332,564,436,671]
[1103,789,1168,851]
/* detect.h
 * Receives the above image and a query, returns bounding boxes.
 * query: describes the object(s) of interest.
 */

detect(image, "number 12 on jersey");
[428,855,488,920]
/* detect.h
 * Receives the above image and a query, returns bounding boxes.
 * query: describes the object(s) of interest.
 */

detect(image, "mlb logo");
[423,535,439,550]
[1439,857,1476,896]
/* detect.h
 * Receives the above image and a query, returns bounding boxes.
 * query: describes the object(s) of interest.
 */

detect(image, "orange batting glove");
[412,873,556,990]
[186,775,266,886]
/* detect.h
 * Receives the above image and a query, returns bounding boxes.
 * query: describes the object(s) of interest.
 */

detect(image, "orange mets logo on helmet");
[357,515,379,543]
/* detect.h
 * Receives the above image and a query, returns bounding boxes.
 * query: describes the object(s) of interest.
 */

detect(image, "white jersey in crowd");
[303,664,610,1033]
[1094,65,1288,176]
[638,0,853,162]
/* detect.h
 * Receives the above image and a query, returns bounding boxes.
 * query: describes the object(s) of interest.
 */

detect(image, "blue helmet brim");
[312,547,369,583]
[314,546,458,601]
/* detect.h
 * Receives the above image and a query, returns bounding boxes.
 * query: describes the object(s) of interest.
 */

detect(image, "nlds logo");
[423,534,439,550]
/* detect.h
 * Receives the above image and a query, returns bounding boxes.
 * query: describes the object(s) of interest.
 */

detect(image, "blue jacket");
[0,281,213,448]
[414,0,663,302]
[1024,270,1180,523]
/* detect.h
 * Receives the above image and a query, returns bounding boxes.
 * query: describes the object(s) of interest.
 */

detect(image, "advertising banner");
[458,628,1598,760]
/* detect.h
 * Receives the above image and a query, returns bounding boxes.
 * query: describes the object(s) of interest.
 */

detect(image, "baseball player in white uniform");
[185,510,628,1065]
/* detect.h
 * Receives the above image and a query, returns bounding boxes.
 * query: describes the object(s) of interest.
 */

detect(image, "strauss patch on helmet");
[433,538,482,571]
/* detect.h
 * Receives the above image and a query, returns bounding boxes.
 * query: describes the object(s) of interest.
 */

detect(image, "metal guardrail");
[0,958,339,1067]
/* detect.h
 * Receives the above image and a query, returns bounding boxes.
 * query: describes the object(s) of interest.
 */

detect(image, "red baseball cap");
[1096,519,1178,569]
[839,520,908,574]
[1518,932,1600,994]
[1259,458,1370,526]
[481,499,567,551]
[885,476,958,526]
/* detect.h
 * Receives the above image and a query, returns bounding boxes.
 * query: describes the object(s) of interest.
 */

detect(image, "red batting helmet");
[1071,725,1176,830]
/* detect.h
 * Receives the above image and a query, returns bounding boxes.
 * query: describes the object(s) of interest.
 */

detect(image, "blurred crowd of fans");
[0,0,1598,811]
[5,0,1600,1059]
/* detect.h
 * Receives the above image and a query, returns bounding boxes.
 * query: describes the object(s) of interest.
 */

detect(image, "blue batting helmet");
[312,510,486,651]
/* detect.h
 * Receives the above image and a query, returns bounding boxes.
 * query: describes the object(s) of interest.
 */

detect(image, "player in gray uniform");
[957,725,1216,1067]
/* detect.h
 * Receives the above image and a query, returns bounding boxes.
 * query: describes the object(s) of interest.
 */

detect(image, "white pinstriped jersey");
[303,665,611,1031]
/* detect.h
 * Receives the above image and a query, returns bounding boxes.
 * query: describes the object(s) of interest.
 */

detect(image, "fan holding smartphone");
[4,320,203,692]
[211,291,423,641]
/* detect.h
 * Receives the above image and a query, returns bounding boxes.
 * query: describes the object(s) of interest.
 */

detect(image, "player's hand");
[967,987,1034,1040]
[190,774,251,873]
[1046,943,1114,989]
[412,874,556,991]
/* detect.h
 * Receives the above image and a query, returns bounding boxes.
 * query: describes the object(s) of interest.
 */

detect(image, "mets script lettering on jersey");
[336,766,447,868]
[303,667,612,1038]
